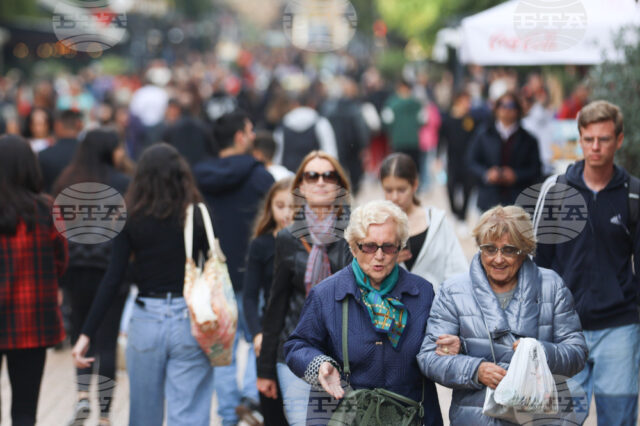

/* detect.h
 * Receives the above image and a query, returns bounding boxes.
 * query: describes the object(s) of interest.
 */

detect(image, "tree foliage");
[374,0,503,48]
[589,28,640,177]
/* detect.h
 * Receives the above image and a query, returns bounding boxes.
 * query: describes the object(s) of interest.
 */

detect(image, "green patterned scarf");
[351,259,407,348]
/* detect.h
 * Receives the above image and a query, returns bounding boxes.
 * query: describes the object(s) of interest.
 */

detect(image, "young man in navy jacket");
[535,100,640,426]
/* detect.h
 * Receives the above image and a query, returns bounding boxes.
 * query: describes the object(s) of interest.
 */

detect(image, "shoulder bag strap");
[184,204,195,261]
[196,203,216,257]
[341,298,350,384]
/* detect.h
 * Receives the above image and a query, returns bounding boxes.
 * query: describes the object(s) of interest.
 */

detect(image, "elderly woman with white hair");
[417,205,587,425]
[283,200,444,425]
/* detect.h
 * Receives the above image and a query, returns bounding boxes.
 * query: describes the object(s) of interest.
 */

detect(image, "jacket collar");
[334,266,420,301]
[469,253,541,339]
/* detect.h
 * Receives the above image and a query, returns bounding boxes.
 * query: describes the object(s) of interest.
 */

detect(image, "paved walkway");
[0,178,623,425]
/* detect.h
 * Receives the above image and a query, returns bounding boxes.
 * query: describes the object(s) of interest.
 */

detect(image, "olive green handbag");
[327,299,424,426]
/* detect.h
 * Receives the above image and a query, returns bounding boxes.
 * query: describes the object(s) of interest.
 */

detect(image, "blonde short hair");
[344,200,409,249]
[472,205,536,255]
[578,100,623,136]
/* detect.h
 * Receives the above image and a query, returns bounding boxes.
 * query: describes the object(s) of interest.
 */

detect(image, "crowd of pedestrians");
[0,54,639,426]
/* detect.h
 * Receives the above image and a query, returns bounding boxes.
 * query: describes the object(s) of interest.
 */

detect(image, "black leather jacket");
[257,222,352,379]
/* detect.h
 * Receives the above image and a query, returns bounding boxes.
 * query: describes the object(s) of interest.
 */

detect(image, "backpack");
[281,119,320,172]
[532,173,640,242]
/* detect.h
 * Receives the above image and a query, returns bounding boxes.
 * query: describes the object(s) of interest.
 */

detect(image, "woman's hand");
[71,334,95,369]
[257,378,278,399]
[435,334,461,355]
[512,339,520,352]
[318,361,344,400]
[397,248,412,264]
[478,362,507,389]
[253,333,263,358]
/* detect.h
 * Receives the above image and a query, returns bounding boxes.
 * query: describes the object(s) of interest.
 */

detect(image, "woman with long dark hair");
[71,143,215,426]
[256,151,353,425]
[0,135,67,425]
[53,129,130,426]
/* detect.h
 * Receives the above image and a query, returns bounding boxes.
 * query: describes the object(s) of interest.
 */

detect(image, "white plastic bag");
[494,338,558,414]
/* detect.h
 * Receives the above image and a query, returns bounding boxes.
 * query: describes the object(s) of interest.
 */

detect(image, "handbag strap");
[340,298,424,417]
[341,299,350,383]
[184,203,217,261]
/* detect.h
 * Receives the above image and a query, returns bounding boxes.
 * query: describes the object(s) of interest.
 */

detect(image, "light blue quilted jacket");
[417,254,587,425]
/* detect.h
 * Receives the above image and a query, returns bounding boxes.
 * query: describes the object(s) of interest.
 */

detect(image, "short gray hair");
[472,205,536,255]
[344,200,409,249]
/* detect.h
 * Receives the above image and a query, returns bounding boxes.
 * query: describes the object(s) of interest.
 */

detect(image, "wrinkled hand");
[318,362,344,400]
[397,248,412,264]
[253,333,263,358]
[512,339,520,352]
[71,334,94,369]
[478,362,507,389]
[257,378,278,399]
[435,334,460,356]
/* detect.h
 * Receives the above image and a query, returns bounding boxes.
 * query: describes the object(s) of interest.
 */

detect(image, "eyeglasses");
[479,244,522,258]
[303,171,339,184]
[357,242,401,255]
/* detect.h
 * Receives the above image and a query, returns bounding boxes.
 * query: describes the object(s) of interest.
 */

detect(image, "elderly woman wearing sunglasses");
[257,151,353,425]
[417,205,587,425]
[283,200,444,425]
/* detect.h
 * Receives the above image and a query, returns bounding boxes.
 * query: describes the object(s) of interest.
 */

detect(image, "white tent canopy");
[459,0,640,65]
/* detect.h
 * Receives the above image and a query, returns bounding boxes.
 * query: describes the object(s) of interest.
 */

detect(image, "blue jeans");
[214,292,259,426]
[277,362,311,426]
[126,296,214,426]
[569,323,640,426]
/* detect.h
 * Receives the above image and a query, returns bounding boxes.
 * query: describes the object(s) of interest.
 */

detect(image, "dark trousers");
[447,167,475,221]
[260,377,289,426]
[64,267,127,417]
[0,347,46,426]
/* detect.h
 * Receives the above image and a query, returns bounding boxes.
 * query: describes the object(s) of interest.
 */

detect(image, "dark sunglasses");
[303,171,339,184]
[498,101,517,110]
[357,242,401,255]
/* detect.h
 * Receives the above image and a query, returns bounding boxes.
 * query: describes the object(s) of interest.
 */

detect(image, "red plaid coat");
[0,202,68,349]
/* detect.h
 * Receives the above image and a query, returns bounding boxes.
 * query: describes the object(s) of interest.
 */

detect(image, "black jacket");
[535,160,640,330]
[38,138,78,194]
[257,222,352,380]
[194,154,274,293]
[466,123,541,211]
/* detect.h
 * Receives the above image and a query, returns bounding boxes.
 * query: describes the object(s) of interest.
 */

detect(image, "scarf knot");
[351,259,407,348]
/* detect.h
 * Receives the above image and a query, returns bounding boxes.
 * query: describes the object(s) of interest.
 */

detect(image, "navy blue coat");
[466,123,541,211]
[284,265,443,426]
